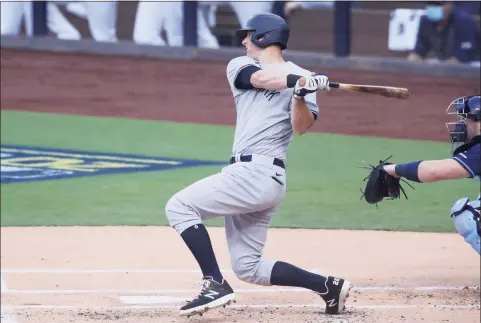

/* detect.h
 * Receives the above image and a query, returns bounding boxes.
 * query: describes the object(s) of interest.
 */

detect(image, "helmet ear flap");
[255,33,266,42]
[252,31,287,49]
[251,31,269,47]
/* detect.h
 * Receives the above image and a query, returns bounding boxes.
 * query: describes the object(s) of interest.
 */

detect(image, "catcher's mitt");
[359,156,415,205]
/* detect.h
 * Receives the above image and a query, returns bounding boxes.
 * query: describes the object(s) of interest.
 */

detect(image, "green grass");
[1,110,477,231]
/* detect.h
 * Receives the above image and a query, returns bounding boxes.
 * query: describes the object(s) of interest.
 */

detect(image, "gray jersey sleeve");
[226,56,261,97]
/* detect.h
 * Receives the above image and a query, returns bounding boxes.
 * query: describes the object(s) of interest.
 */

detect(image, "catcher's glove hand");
[359,155,415,205]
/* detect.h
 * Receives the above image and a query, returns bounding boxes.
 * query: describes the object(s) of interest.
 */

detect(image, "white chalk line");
[2,269,477,291]
[2,285,479,295]
[1,273,19,323]
[1,304,479,311]
[120,296,186,305]
[1,268,321,274]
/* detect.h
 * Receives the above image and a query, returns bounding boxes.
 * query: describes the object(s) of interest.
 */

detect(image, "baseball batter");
[165,13,351,318]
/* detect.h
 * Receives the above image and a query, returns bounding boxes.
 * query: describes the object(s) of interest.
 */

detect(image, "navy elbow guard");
[234,65,261,90]
[287,74,302,88]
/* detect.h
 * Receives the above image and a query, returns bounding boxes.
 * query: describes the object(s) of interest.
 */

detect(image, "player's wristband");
[395,161,423,182]
[287,74,302,88]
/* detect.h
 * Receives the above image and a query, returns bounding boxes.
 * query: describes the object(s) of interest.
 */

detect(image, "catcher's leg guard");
[451,198,480,255]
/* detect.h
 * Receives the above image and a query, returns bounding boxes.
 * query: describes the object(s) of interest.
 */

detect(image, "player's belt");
[229,155,285,169]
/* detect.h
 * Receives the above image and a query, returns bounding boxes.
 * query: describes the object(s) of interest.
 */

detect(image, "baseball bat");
[328,82,410,100]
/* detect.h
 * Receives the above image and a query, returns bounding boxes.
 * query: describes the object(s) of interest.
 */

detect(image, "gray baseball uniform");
[166,56,319,286]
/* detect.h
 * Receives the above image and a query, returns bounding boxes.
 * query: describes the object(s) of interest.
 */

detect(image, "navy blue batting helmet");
[236,13,290,50]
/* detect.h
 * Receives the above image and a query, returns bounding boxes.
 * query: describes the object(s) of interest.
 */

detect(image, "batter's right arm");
[234,64,305,91]
[290,74,329,134]
[250,70,305,91]
[291,95,315,135]
[227,57,317,94]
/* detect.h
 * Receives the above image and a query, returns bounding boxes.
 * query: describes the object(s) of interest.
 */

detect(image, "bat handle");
[328,82,340,88]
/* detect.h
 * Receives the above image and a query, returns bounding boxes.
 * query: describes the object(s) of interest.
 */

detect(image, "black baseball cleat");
[179,276,236,317]
[317,276,352,315]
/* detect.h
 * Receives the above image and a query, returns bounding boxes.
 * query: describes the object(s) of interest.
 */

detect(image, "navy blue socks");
[180,224,223,283]
[270,261,328,294]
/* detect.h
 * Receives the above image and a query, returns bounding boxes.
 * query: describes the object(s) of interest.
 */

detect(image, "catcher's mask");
[446,95,481,151]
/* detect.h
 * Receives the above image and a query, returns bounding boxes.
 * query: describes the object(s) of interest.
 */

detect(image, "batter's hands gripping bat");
[328,82,410,100]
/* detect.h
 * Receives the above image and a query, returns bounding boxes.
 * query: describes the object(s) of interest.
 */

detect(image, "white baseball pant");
[165,155,286,286]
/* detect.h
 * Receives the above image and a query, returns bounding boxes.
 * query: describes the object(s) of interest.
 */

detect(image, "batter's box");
[0,145,226,184]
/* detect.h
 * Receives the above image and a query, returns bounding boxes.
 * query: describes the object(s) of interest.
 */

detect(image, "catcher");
[360,95,480,255]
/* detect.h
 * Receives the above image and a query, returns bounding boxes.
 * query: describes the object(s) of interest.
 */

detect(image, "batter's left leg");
[226,210,352,315]
[225,210,276,286]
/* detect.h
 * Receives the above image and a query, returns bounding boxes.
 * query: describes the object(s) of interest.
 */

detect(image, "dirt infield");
[1,48,480,141]
[1,227,480,323]
[1,49,480,322]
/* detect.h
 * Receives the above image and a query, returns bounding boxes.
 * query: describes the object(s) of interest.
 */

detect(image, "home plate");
[120,296,186,305]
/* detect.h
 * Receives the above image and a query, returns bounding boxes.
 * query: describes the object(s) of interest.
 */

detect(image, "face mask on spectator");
[425,5,444,22]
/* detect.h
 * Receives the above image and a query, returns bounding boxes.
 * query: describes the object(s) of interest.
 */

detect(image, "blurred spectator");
[407,1,480,64]
[133,1,219,48]
[0,1,118,42]
[132,1,274,48]
[65,1,88,19]
[272,1,288,20]
[226,1,274,28]
[197,1,275,30]
[283,1,334,17]
[62,1,118,42]
[1,1,80,40]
